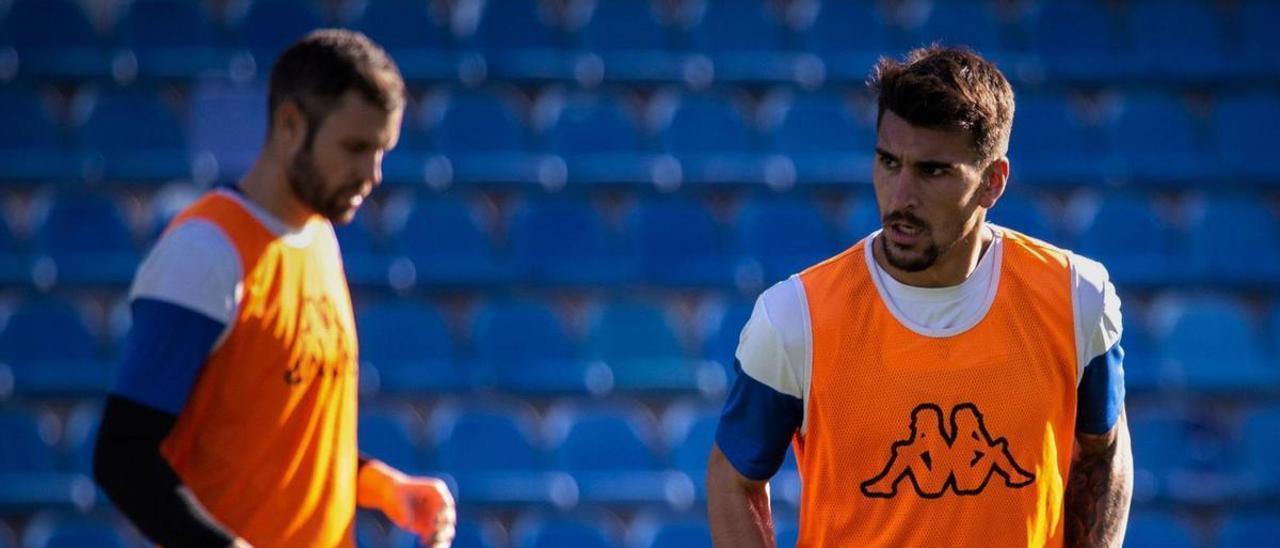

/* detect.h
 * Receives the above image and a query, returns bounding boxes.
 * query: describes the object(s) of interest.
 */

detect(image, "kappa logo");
[861,403,1036,499]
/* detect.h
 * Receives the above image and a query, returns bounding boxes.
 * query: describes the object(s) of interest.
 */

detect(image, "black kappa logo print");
[861,403,1036,499]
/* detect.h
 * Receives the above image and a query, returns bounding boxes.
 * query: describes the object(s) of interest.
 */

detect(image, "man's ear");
[980,157,1009,209]
[272,100,308,156]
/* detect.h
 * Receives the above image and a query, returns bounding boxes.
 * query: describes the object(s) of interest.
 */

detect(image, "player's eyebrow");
[875,147,961,171]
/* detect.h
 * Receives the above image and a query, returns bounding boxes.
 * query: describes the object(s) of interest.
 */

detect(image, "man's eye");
[879,155,899,168]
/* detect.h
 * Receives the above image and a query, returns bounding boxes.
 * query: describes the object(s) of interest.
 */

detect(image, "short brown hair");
[268,29,405,137]
[869,46,1014,161]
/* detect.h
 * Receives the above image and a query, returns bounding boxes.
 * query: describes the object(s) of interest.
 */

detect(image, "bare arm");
[1065,411,1133,548]
[708,443,776,548]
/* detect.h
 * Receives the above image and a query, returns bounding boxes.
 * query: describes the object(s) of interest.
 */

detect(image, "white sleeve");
[129,220,242,346]
[735,275,813,432]
[1070,253,1124,385]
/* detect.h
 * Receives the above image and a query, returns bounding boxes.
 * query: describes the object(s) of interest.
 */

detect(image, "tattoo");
[1065,414,1134,548]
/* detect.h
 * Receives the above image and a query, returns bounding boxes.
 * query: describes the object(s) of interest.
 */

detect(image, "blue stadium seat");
[1028,3,1127,82]
[904,1,1004,53]
[1116,323,1160,393]
[627,513,711,548]
[391,518,506,548]
[512,513,619,548]
[1188,197,1280,284]
[472,0,561,52]
[236,0,325,68]
[1158,298,1278,392]
[357,300,473,393]
[429,402,573,507]
[19,514,132,548]
[629,199,735,286]
[0,410,91,512]
[1074,194,1179,286]
[353,0,449,51]
[431,402,542,472]
[35,194,139,286]
[352,0,455,80]
[662,403,718,494]
[391,198,505,285]
[987,193,1055,243]
[547,404,659,472]
[359,408,422,474]
[1123,512,1197,548]
[189,82,266,183]
[575,0,684,82]
[1238,406,1280,496]
[470,0,576,80]
[0,88,76,182]
[334,209,387,285]
[1239,1,1280,74]
[845,195,881,241]
[688,0,798,82]
[0,212,28,285]
[801,0,889,82]
[424,89,545,183]
[1105,93,1207,183]
[0,297,110,395]
[77,89,190,181]
[428,90,526,154]
[0,520,13,548]
[737,198,838,283]
[547,404,689,505]
[1212,93,1280,183]
[767,92,874,185]
[587,301,714,393]
[658,93,753,157]
[0,0,111,79]
[0,409,58,473]
[472,300,600,394]
[656,91,767,184]
[1009,93,1101,184]
[579,0,669,52]
[543,91,653,184]
[510,199,632,285]
[62,403,100,475]
[1130,0,1230,79]
[700,299,753,369]
[118,0,229,79]
[545,92,640,155]
[1218,513,1280,548]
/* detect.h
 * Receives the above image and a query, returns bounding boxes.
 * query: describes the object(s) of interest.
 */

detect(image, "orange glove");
[357,460,457,547]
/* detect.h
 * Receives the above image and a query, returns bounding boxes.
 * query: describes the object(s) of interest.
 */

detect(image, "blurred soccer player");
[93,30,455,547]
[708,46,1132,547]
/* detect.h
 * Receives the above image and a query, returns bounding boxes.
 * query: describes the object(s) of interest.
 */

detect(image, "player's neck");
[238,157,313,230]
[874,223,993,288]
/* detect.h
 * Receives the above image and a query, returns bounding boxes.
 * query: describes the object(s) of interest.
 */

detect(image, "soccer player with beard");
[708,46,1132,547]
[93,30,455,547]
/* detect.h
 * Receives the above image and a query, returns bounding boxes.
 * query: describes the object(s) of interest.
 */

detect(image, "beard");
[880,210,945,272]
[286,146,364,224]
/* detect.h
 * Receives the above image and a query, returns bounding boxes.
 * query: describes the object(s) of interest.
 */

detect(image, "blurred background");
[0,0,1278,546]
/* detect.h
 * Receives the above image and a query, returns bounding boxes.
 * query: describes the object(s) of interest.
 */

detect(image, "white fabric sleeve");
[1070,253,1124,385]
[129,220,242,346]
[735,275,813,431]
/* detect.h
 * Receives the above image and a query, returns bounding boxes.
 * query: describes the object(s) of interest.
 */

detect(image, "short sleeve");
[1071,254,1126,434]
[112,221,243,415]
[714,277,811,480]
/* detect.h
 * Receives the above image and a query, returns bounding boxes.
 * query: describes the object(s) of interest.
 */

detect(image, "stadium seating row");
[2,0,1278,84]
[3,84,1279,187]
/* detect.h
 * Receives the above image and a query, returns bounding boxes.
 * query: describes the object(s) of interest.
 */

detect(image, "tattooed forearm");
[1065,413,1134,548]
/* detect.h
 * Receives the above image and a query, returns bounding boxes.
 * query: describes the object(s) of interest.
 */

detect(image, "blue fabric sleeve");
[1076,342,1125,435]
[714,359,804,481]
[111,298,225,415]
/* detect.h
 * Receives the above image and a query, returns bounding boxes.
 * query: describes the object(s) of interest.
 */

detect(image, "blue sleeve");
[111,298,226,415]
[1076,342,1125,435]
[714,359,803,481]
